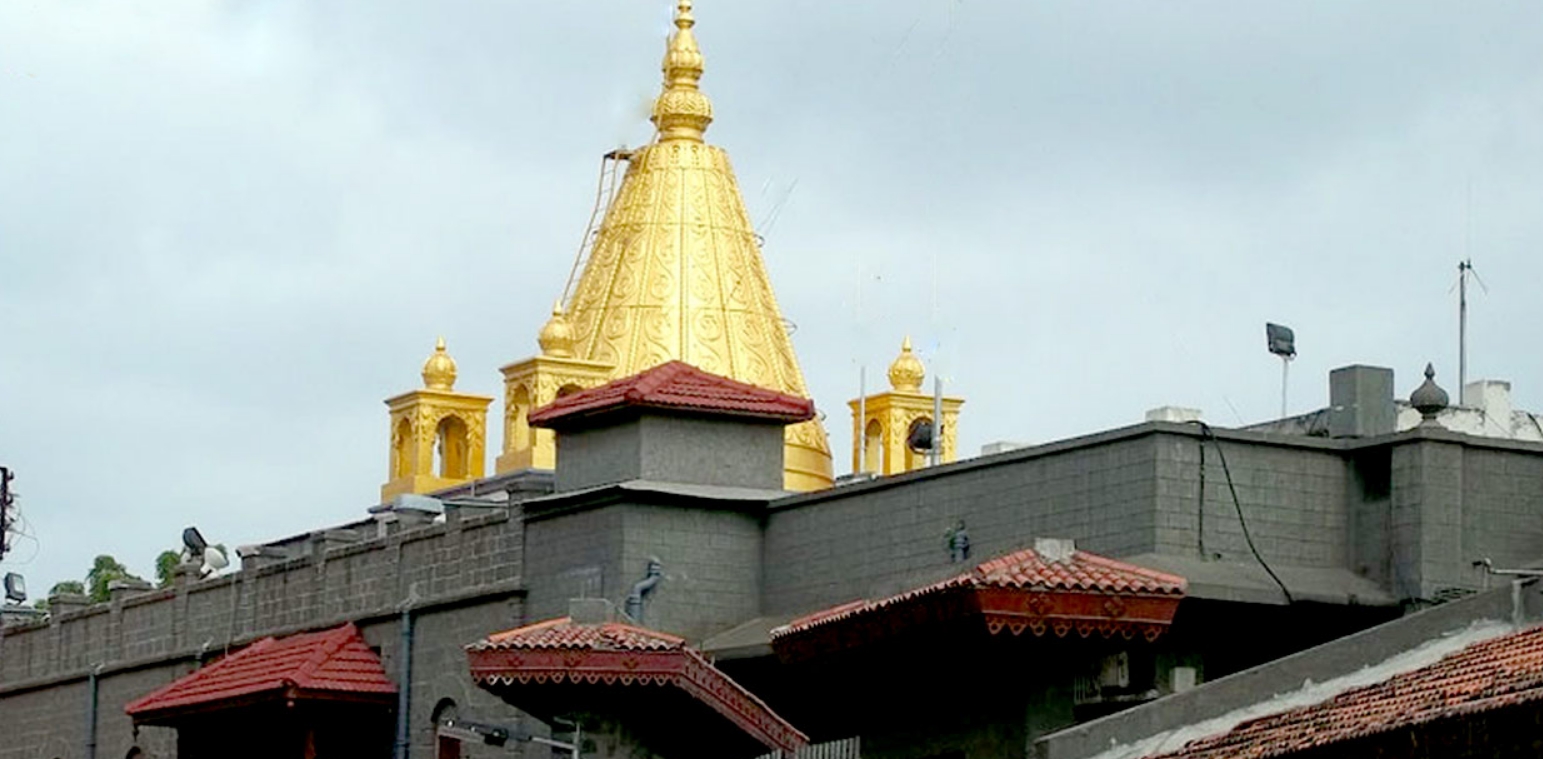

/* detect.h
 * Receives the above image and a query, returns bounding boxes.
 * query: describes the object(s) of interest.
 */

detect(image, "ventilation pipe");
[624,558,663,624]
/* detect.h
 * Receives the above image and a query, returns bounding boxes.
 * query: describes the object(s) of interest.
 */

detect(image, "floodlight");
[3,572,24,604]
[182,527,208,556]
[1265,323,1296,358]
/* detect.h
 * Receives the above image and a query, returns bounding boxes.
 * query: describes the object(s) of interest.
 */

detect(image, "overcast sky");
[3,1,1541,594]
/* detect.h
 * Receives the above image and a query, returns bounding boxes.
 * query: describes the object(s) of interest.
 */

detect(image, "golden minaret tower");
[497,0,834,490]
[848,337,964,476]
[381,338,494,501]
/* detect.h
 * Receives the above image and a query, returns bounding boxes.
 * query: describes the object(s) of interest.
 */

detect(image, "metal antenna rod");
[858,366,867,474]
[1459,258,1471,396]
[931,376,943,467]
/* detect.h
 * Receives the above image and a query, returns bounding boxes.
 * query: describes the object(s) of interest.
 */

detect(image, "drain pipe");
[86,663,104,759]
[624,558,663,624]
[393,590,419,759]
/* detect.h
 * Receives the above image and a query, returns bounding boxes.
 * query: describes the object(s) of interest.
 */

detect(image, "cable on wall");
[1191,421,1294,604]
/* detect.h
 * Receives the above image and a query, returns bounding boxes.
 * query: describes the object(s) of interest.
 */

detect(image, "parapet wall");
[0,507,524,691]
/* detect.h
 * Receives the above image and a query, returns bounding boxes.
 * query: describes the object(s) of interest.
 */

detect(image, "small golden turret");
[538,303,577,359]
[421,337,458,391]
[851,337,965,476]
[382,337,493,502]
[888,336,926,393]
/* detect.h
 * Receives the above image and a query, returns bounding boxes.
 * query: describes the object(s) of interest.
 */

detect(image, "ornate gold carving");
[380,339,494,502]
[516,2,833,490]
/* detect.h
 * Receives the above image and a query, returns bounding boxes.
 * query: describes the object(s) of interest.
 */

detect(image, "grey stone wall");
[1151,432,1352,567]
[0,509,528,759]
[762,430,1162,617]
[637,416,784,491]
[1389,431,1543,601]
[524,501,762,643]
[554,414,786,493]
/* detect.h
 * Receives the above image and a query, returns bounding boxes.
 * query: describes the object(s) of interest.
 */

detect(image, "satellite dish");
[906,418,936,454]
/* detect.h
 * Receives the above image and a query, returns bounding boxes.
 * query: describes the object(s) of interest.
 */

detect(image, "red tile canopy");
[468,616,807,758]
[1149,624,1543,759]
[527,360,816,428]
[125,623,396,724]
[772,542,1187,662]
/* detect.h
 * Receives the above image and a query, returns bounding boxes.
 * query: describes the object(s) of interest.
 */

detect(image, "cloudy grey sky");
[3,1,1541,593]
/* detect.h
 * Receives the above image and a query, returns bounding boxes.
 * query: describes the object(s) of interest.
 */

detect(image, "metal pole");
[1279,356,1290,419]
[1459,259,1469,397]
[931,376,943,467]
[857,367,867,474]
[393,604,414,759]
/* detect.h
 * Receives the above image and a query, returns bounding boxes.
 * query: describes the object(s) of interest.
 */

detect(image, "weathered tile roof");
[125,623,395,721]
[468,616,807,756]
[472,616,687,652]
[1152,624,1543,759]
[527,360,815,427]
[776,545,1187,637]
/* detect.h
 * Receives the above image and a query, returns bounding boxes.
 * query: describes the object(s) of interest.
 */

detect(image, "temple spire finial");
[652,0,713,142]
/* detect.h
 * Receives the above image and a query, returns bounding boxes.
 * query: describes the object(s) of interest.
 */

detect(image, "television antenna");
[1453,259,1487,397]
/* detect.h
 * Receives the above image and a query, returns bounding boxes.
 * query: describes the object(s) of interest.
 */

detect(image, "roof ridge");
[291,623,359,686]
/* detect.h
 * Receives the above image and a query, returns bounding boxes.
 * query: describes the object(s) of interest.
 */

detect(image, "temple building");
[5,4,1543,759]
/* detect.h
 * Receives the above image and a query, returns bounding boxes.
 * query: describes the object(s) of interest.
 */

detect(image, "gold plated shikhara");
[849,338,965,477]
[381,338,494,500]
[497,0,834,490]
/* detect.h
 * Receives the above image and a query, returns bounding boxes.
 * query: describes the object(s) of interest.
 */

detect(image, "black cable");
[1192,421,1294,604]
[1197,437,1207,558]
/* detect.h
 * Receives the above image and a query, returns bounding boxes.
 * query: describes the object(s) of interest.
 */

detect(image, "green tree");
[84,554,143,603]
[155,550,181,588]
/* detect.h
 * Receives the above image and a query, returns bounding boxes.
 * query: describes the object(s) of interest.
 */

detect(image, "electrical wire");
[1192,421,1294,604]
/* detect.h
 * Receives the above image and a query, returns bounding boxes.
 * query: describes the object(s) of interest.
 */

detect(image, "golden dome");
[538,302,576,358]
[422,337,457,391]
[651,0,714,142]
[888,336,925,393]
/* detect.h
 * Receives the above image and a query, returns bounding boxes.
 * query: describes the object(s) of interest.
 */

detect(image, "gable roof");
[527,361,815,428]
[125,623,396,723]
[1150,623,1543,759]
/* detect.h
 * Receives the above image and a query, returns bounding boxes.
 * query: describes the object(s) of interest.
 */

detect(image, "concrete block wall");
[0,509,528,759]
[1390,434,1543,601]
[618,504,763,641]
[762,431,1162,617]
[524,502,762,643]
[1151,431,1352,566]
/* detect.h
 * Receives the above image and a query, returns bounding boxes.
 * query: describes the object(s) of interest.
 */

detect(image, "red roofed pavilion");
[468,611,807,759]
[126,623,396,757]
[772,539,1188,663]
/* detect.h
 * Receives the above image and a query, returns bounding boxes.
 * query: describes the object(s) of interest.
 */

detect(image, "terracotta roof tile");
[527,361,815,428]
[777,546,1186,636]
[468,616,807,756]
[125,623,395,720]
[471,616,687,652]
[1152,624,1543,759]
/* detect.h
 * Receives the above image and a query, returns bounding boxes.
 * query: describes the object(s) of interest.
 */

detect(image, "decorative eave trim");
[468,645,807,755]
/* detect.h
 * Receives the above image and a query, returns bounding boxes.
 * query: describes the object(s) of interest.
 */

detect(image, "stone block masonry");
[0,508,528,759]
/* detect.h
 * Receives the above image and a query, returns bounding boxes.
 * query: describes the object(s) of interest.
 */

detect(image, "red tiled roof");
[126,623,395,722]
[1152,624,1543,759]
[468,616,807,756]
[776,545,1187,637]
[527,361,815,428]
[475,616,687,652]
